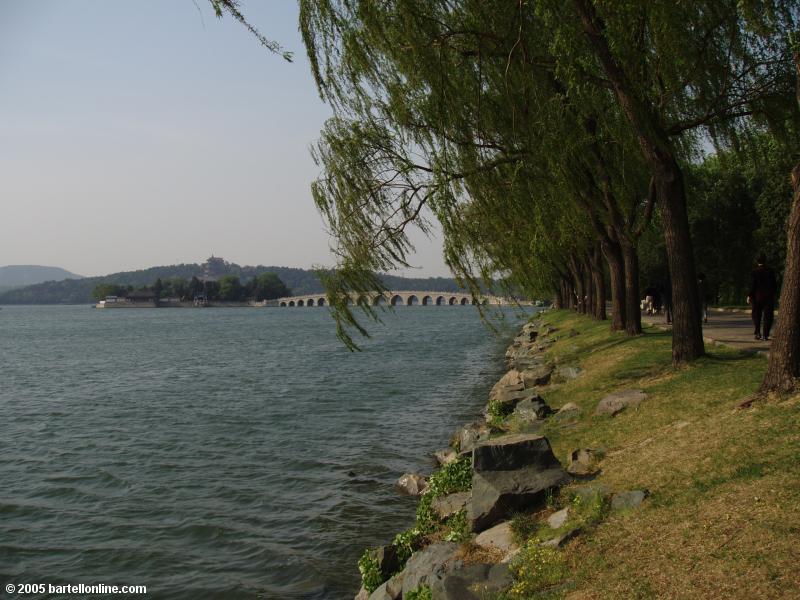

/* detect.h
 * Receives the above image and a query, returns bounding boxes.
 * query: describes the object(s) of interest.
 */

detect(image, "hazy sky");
[0,1,451,277]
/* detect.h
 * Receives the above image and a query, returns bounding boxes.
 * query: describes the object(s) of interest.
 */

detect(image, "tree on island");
[250,272,290,301]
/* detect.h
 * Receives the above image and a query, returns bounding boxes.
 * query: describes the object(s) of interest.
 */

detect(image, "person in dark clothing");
[747,254,777,340]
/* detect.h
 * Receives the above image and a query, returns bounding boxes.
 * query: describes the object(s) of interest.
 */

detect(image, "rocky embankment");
[355,313,649,599]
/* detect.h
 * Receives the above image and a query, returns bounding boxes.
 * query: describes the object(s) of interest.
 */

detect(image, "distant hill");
[0,265,83,293]
[0,260,464,305]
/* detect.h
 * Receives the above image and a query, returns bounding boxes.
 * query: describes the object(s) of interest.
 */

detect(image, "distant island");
[0,256,466,305]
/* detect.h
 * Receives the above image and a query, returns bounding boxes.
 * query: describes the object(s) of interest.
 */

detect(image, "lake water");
[0,305,531,599]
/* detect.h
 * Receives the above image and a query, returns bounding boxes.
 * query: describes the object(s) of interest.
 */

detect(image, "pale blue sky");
[0,1,449,277]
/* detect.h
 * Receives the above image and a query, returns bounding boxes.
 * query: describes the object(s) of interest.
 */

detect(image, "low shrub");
[405,585,432,600]
[357,550,383,594]
[507,541,567,598]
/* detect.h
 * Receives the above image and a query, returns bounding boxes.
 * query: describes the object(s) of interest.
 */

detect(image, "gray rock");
[432,491,470,520]
[474,521,518,554]
[490,388,543,417]
[453,422,490,453]
[368,572,404,600]
[595,389,647,417]
[556,365,582,380]
[571,484,612,503]
[540,527,582,548]
[430,563,513,600]
[396,473,428,496]
[566,448,600,476]
[521,365,553,388]
[434,448,458,466]
[554,402,581,421]
[513,396,554,422]
[369,545,400,582]
[611,490,649,511]
[547,507,570,529]
[469,434,571,531]
[400,542,460,596]
[472,433,562,473]
[355,586,369,600]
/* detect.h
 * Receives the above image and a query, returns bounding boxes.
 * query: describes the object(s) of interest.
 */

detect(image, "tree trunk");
[583,256,594,317]
[620,240,642,336]
[761,162,800,393]
[570,257,585,313]
[573,0,705,364]
[656,162,705,362]
[601,238,625,330]
[591,245,607,320]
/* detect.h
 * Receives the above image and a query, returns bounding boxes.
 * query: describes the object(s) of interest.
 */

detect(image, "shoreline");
[353,309,792,599]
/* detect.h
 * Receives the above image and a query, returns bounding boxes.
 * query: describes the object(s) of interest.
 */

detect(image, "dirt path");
[641,308,772,354]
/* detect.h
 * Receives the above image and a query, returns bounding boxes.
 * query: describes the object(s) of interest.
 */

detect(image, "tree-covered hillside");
[0,259,464,304]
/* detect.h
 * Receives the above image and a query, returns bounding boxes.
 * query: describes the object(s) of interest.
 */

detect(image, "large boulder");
[521,365,554,388]
[430,563,513,600]
[513,396,554,422]
[432,492,470,520]
[400,542,460,596]
[367,572,404,600]
[368,545,400,583]
[489,388,543,419]
[595,389,647,416]
[469,434,570,532]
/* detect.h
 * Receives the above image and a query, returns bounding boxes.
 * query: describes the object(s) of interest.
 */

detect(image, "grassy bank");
[520,310,800,598]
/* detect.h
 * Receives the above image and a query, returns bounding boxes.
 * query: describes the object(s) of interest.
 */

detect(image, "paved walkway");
[642,308,772,354]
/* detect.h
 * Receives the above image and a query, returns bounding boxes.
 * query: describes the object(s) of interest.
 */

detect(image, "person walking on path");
[747,254,778,341]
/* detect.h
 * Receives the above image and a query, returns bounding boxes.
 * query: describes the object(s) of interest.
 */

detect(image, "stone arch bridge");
[276,290,516,308]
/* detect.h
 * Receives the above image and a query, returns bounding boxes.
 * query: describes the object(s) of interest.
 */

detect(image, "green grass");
[503,310,800,599]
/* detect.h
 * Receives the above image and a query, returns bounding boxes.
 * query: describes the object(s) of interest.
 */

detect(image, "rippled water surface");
[0,305,532,598]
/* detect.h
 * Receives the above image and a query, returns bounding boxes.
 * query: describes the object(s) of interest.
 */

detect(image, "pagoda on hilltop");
[200,255,228,282]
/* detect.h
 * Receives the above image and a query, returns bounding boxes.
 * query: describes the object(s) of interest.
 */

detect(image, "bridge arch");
[391,295,403,306]
[448,297,457,305]
[280,301,287,307]
[422,295,432,306]
[373,295,387,306]
[307,298,315,306]
[317,297,325,306]
[298,299,305,306]
[407,295,419,306]
[435,296,444,306]
[460,297,468,305]
[288,300,295,307]
[357,295,369,307]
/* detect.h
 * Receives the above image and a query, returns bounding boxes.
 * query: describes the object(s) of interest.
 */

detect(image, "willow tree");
[301,0,651,341]
[762,44,800,394]
[301,1,797,362]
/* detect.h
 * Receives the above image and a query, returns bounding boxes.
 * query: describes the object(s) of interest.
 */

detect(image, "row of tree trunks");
[563,251,606,321]
[573,0,704,365]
